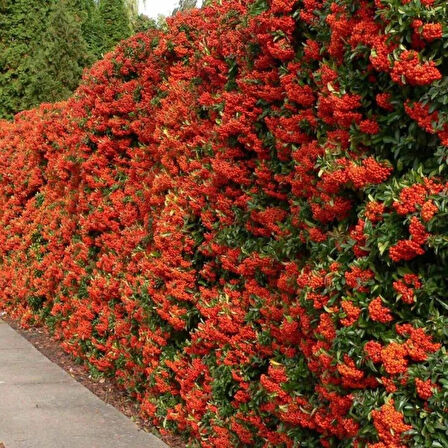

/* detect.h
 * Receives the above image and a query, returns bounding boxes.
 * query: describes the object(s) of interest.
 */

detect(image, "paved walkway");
[0,320,167,448]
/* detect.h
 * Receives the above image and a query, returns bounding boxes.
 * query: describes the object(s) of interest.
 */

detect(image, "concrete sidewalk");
[0,320,167,448]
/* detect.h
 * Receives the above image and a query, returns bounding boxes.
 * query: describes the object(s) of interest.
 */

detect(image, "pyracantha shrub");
[0,0,448,447]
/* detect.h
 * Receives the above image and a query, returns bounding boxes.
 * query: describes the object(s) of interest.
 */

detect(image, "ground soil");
[2,314,185,448]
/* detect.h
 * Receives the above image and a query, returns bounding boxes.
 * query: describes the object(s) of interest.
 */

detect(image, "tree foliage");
[173,0,197,14]
[25,0,91,105]
[98,0,132,52]
[69,0,105,59]
[0,0,136,119]
[0,0,50,116]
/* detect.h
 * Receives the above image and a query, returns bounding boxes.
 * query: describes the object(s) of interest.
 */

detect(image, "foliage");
[124,0,140,30]
[98,0,132,52]
[133,14,159,33]
[69,0,105,59]
[0,0,448,447]
[173,0,198,14]
[0,0,50,117]
[25,0,92,105]
[0,0,136,119]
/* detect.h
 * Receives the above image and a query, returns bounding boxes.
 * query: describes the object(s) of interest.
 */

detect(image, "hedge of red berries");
[0,0,447,446]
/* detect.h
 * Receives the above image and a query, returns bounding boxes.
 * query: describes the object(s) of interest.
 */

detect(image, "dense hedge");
[1,0,448,446]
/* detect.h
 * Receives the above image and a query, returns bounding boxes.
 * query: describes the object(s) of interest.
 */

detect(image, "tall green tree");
[0,0,137,119]
[68,0,104,59]
[173,0,197,14]
[98,0,132,52]
[0,0,51,117]
[24,0,91,105]
[133,14,158,33]
[124,0,139,29]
